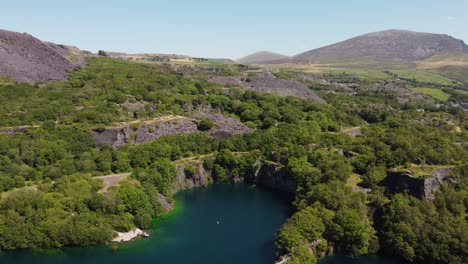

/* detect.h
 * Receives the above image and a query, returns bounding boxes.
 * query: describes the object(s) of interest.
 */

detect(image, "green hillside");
[0,56,466,263]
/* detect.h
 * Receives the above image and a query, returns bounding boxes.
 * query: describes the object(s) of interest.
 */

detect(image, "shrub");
[197,118,214,131]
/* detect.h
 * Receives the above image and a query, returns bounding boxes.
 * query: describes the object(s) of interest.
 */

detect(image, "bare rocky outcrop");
[0,29,88,83]
[340,127,362,137]
[253,160,296,194]
[424,168,452,200]
[210,73,326,103]
[381,168,452,200]
[112,228,148,243]
[92,126,133,149]
[44,42,88,67]
[0,126,32,135]
[157,193,174,212]
[173,160,213,193]
[171,157,296,195]
[92,114,251,149]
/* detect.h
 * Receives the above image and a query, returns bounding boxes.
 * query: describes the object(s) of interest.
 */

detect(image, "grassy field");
[411,87,451,102]
[414,52,468,84]
[417,51,468,68]
[428,66,468,85]
[283,64,393,81]
[390,69,457,86]
[410,165,455,177]
[281,62,460,86]
[392,164,455,178]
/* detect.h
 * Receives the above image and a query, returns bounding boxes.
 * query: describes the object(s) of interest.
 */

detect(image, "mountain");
[293,30,468,64]
[237,51,290,64]
[0,29,88,83]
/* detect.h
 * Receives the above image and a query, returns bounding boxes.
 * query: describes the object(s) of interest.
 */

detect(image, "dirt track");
[93,173,131,193]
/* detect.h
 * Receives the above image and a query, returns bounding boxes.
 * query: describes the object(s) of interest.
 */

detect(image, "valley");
[0,27,466,264]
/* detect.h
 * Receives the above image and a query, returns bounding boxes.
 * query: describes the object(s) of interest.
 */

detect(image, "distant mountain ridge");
[0,29,88,83]
[236,51,290,64]
[2,28,468,83]
[293,30,468,64]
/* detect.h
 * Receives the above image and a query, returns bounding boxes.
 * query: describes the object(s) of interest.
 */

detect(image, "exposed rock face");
[92,126,132,149]
[0,29,87,83]
[0,126,30,135]
[253,160,296,194]
[381,168,452,200]
[133,117,197,144]
[157,193,174,212]
[44,42,88,66]
[173,161,213,193]
[193,113,252,139]
[424,168,452,200]
[352,186,372,194]
[92,114,251,149]
[210,74,326,103]
[293,29,468,63]
[171,158,296,195]
[340,127,362,137]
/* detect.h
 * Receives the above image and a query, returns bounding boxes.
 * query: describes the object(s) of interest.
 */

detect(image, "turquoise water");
[0,184,401,264]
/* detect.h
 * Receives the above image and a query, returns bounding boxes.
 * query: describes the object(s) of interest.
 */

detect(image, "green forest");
[0,58,466,264]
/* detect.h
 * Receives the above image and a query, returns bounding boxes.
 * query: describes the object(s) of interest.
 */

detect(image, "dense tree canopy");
[0,58,466,264]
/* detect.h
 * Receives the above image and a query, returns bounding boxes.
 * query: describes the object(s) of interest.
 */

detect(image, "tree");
[332,209,374,256]
[362,166,386,187]
[112,151,131,172]
[276,207,325,254]
[98,50,108,57]
[134,213,152,229]
[288,157,322,196]
[118,184,154,216]
[96,147,113,173]
[289,245,317,264]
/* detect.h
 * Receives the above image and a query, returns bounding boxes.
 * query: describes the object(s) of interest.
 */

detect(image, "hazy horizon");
[1,0,467,59]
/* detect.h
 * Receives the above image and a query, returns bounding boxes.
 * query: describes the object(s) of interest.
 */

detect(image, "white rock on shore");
[111,228,149,242]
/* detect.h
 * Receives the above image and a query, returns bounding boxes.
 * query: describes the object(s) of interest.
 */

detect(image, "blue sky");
[1,0,467,59]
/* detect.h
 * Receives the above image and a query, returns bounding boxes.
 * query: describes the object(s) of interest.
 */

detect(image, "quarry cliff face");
[173,158,296,195]
[253,160,296,194]
[382,168,452,200]
[174,160,213,193]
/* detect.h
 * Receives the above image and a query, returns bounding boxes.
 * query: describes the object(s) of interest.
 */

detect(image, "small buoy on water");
[217,221,219,225]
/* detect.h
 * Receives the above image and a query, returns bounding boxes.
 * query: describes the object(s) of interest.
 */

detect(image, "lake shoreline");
[111,228,149,243]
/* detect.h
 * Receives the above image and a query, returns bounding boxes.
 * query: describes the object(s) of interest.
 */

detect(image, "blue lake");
[0,184,401,263]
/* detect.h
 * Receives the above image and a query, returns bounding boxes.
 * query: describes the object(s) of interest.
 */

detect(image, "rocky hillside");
[237,51,290,64]
[92,114,251,149]
[0,29,87,83]
[209,70,326,103]
[293,29,468,64]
